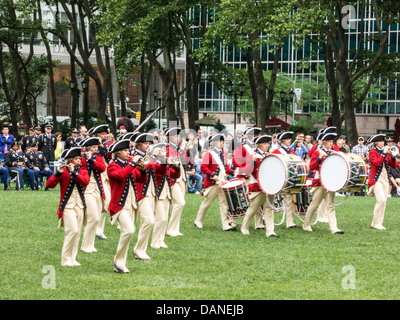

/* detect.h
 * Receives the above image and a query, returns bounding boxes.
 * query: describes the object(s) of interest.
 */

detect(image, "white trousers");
[152,198,171,248]
[242,192,276,236]
[114,209,136,271]
[134,196,155,257]
[371,173,390,228]
[61,207,84,266]
[195,185,232,230]
[96,177,110,237]
[167,181,186,236]
[81,189,102,251]
[303,186,340,233]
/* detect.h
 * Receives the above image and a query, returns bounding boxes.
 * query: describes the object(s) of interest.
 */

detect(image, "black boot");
[4,185,9,191]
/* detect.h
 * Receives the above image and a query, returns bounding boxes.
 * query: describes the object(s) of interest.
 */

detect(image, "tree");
[296,0,400,145]
[198,0,299,133]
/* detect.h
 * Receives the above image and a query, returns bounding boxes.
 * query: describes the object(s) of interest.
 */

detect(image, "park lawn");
[0,189,400,300]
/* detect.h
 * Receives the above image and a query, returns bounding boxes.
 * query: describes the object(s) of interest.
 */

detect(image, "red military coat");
[272,145,296,156]
[154,163,181,198]
[368,148,398,188]
[166,143,188,186]
[308,142,339,158]
[200,149,233,189]
[46,165,90,220]
[81,154,107,200]
[248,149,267,193]
[232,143,254,178]
[131,154,164,202]
[107,159,146,216]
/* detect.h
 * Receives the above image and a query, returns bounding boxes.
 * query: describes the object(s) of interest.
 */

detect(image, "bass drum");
[320,152,368,193]
[258,153,308,195]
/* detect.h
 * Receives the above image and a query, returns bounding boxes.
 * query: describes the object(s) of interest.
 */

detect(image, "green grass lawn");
[1,188,400,300]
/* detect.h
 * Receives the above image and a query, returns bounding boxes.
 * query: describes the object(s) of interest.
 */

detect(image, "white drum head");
[221,179,244,189]
[320,154,348,192]
[258,155,286,195]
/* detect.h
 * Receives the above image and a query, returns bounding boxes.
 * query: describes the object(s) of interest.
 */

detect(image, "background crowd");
[1,123,400,197]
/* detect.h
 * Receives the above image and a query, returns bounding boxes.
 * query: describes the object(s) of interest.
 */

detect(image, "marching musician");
[107,139,145,273]
[367,134,399,230]
[165,127,188,237]
[307,127,339,223]
[88,124,111,241]
[131,133,159,260]
[79,137,107,253]
[151,143,181,249]
[46,147,90,266]
[241,135,279,238]
[272,131,298,229]
[232,127,264,230]
[302,132,344,234]
[194,134,236,231]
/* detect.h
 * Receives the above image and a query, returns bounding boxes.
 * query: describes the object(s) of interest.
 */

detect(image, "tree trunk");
[246,46,258,125]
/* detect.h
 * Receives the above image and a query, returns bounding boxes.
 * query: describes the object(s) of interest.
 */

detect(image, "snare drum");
[220,179,250,218]
[258,154,308,195]
[320,152,368,193]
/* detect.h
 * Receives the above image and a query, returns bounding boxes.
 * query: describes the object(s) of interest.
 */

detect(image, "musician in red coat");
[131,133,161,260]
[241,135,279,238]
[151,143,181,249]
[46,147,90,267]
[232,127,264,230]
[79,137,107,253]
[88,124,111,241]
[107,139,145,273]
[194,134,236,231]
[271,131,299,229]
[165,127,188,237]
[308,127,339,157]
[367,134,399,230]
[232,127,261,178]
[302,132,344,234]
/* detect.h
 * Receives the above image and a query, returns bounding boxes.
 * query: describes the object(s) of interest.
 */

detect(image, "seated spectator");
[389,154,400,196]
[0,161,9,190]
[25,143,53,190]
[185,148,203,194]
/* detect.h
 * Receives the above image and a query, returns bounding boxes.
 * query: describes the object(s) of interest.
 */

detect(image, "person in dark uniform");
[64,128,82,150]
[0,161,10,190]
[21,126,37,153]
[34,125,42,140]
[25,142,53,190]
[4,141,36,190]
[38,123,56,171]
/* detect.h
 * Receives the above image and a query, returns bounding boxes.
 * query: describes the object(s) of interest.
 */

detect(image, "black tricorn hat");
[61,146,82,159]
[164,127,181,137]
[88,124,109,135]
[208,133,225,143]
[244,127,262,136]
[134,133,154,143]
[79,137,101,147]
[367,134,386,143]
[254,135,272,144]
[108,139,131,153]
[278,131,293,141]
[321,133,337,141]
